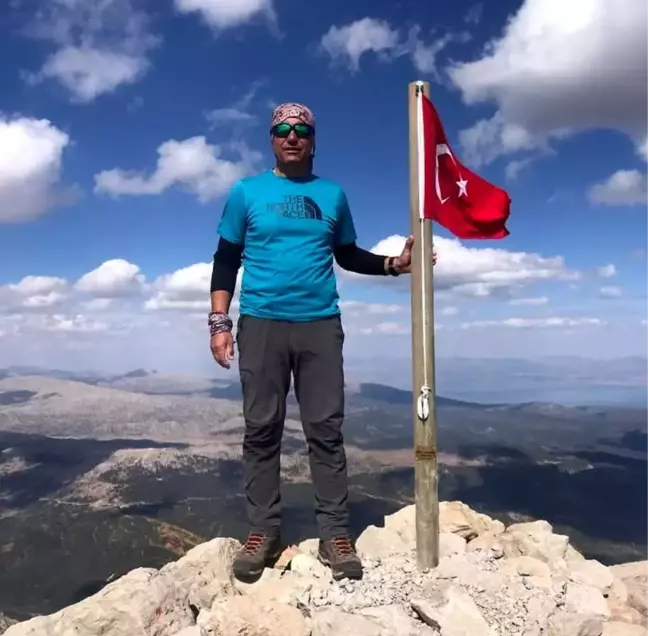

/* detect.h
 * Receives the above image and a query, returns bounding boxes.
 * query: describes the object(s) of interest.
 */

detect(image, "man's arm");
[333,189,402,276]
[334,242,399,275]
[210,237,243,312]
[211,181,247,315]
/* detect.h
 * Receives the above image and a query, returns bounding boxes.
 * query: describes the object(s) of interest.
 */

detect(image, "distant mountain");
[113,369,149,380]
[0,376,242,442]
[353,383,493,409]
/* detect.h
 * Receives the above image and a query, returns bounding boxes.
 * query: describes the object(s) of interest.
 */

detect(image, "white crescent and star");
[435,143,469,204]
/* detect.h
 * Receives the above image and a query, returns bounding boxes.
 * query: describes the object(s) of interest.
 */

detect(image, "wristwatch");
[387,256,401,277]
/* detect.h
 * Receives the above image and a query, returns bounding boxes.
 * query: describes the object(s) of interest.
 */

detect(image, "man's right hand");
[210,331,234,369]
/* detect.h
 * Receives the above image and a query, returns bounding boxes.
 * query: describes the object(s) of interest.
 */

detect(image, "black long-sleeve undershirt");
[333,242,386,275]
[210,238,387,294]
[210,237,243,294]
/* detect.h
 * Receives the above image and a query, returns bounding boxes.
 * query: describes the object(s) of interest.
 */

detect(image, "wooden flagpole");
[408,80,439,570]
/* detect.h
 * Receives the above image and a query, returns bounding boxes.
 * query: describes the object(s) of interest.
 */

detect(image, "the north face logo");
[267,195,323,221]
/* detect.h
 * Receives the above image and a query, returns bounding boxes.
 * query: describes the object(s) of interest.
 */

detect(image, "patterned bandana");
[270,102,315,129]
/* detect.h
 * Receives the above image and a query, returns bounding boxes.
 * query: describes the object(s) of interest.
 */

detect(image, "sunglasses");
[271,122,314,139]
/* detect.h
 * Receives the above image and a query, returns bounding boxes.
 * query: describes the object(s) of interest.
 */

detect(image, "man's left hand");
[394,235,437,274]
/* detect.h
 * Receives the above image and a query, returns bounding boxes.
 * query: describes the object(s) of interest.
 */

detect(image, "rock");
[502,555,552,578]
[383,506,418,545]
[4,567,195,636]
[198,597,311,636]
[565,544,587,563]
[569,560,615,595]
[546,610,605,636]
[311,609,388,636]
[564,582,610,619]
[610,562,647,618]
[411,585,496,636]
[172,628,200,636]
[439,502,504,541]
[465,532,504,559]
[440,532,467,557]
[383,501,503,546]
[605,576,644,624]
[602,622,648,636]
[356,525,411,559]
[158,537,240,611]
[290,553,332,581]
[275,545,302,569]
[236,568,317,607]
[0,615,17,635]
[498,521,570,569]
[359,605,434,636]
[3,500,644,636]
[298,538,320,557]
[607,581,645,627]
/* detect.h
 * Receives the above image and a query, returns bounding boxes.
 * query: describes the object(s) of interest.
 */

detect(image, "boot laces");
[331,536,354,556]
[242,533,266,556]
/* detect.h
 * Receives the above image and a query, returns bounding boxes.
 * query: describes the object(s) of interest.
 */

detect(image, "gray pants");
[236,314,349,539]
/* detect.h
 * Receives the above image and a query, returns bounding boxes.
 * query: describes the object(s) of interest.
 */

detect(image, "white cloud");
[356,321,410,336]
[320,18,399,73]
[464,4,484,25]
[206,108,257,128]
[587,170,647,206]
[0,117,71,223]
[597,264,617,279]
[205,80,267,130]
[461,317,605,329]
[82,298,114,311]
[145,263,242,312]
[458,111,543,168]
[343,234,580,298]
[48,314,110,333]
[1,275,69,310]
[441,306,458,316]
[25,0,158,103]
[599,286,622,299]
[449,0,647,164]
[1,257,643,371]
[339,300,403,318]
[74,259,145,298]
[319,18,462,77]
[174,0,275,30]
[94,137,261,202]
[509,297,549,306]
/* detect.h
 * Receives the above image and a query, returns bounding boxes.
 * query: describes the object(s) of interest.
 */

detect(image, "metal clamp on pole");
[416,385,431,421]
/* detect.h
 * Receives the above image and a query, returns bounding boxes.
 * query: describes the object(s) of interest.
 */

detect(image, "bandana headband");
[271,102,315,129]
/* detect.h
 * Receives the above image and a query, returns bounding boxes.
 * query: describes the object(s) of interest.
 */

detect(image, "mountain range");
[0,366,645,622]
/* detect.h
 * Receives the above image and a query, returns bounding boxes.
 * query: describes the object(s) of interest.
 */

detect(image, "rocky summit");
[3,501,647,636]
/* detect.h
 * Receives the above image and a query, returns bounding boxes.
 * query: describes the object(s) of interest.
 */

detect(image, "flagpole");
[408,80,439,571]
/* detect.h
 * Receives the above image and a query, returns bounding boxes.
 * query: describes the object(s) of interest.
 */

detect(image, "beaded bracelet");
[208,311,233,336]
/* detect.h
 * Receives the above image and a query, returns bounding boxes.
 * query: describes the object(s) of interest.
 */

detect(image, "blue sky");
[0,0,646,383]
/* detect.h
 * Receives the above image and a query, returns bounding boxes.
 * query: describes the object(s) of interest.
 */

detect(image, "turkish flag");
[420,94,511,239]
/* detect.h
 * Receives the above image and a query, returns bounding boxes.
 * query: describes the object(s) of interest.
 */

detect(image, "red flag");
[418,93,511,239]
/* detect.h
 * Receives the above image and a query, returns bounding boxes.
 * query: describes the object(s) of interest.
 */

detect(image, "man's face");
[271,116,314,165]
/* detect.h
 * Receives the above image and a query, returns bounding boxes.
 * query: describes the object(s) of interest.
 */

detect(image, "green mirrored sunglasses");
[271,122,314,138]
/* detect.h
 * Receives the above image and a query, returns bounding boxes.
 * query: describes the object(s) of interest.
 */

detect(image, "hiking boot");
[232,532,283,580]
[317,535,363,581]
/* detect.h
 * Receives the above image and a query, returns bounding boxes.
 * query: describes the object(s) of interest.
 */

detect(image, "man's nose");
[286,131,300,144]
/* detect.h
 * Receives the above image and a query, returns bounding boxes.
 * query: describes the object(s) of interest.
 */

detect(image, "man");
[209,102,436,582]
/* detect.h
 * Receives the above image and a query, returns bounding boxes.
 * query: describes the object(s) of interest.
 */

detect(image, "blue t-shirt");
[217,170,358,322]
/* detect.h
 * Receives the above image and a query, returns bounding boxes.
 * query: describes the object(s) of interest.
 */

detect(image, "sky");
[0,0,646,380]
